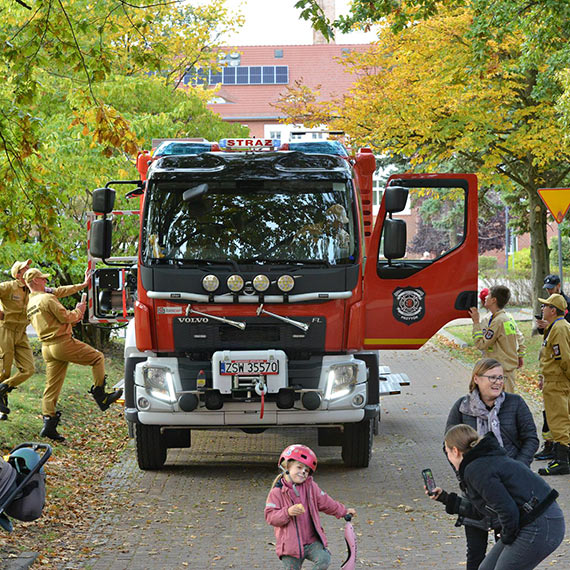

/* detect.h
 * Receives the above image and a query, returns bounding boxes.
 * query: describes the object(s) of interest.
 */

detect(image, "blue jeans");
[281,541,331,569]
[479,503,565,570]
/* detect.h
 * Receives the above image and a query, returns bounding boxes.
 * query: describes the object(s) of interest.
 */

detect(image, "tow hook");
[255,380,267,419]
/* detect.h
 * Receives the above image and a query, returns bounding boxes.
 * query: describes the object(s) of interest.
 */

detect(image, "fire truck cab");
[88,139,478,470]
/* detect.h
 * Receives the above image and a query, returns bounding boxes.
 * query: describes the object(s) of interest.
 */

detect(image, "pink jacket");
[265,476,347,559]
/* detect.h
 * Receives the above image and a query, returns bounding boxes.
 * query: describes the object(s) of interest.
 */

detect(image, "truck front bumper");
[126,404,368,427]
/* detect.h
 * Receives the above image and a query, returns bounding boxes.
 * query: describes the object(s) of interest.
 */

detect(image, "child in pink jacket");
[265,444,357,569]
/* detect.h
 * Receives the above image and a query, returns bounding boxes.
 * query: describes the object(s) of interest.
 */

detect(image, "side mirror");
[90,219,113,259]
[383,218,407,259]
[384,186,409,213]
[92,188,116,214]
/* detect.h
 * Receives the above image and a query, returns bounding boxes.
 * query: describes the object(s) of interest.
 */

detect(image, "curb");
[1,552,39,570]
[437,328,468,347]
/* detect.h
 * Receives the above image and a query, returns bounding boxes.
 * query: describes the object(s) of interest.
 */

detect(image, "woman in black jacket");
[438,425,564,570]
[445,358,539,569]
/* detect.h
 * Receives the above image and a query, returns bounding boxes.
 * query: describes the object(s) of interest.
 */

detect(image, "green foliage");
[513,248,532,273]
[549,234,570,265]
[0,0,247,291]
[479,255,498,275]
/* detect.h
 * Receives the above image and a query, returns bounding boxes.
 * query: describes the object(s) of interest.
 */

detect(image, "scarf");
[459,388,505,447]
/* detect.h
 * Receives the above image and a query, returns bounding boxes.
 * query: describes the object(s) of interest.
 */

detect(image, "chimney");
[313,0,335,45]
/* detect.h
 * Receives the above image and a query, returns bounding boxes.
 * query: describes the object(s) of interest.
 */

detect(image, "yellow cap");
[538,293,568,313]
[23,268,50,284]
[11,259,32,278]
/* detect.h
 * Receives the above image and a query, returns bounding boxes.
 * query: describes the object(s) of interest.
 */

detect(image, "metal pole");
[505,207,509,270]
[558,225,564,289]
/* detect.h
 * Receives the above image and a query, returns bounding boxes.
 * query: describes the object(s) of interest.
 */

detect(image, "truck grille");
[220,325,279,342]
[172,316,325,352]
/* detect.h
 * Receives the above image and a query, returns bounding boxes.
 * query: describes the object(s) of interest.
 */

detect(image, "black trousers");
[465,524,489,570]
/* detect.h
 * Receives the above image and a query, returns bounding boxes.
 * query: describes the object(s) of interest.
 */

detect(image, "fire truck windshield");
[142,180,357,266]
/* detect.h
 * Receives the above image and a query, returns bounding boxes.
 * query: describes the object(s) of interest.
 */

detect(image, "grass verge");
[432,320,544,404]
[0,339,129,568]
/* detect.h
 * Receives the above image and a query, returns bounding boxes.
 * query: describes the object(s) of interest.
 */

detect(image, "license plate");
[219,360,279,375]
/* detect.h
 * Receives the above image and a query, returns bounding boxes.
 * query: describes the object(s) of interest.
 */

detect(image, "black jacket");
[446,392,538,466]
[459,432,557,544]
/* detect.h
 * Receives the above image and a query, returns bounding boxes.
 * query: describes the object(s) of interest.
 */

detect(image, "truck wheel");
[373,408,381,436]
[135,423,167,470]
[342,418,373,468]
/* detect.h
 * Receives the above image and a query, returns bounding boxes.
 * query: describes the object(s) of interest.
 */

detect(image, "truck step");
[379,372,410,396]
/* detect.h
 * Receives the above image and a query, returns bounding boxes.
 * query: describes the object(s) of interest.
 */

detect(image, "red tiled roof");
[206,44,371,121]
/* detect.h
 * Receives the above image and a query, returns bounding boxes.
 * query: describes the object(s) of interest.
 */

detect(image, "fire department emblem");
[393,287,425,325]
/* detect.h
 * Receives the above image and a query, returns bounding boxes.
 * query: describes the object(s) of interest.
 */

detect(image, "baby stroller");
[0,443,51,532]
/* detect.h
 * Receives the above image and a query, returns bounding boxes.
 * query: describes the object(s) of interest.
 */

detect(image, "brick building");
[201,43,369,140]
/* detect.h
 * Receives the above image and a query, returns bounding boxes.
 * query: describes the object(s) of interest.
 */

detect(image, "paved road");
[65,346,569,569]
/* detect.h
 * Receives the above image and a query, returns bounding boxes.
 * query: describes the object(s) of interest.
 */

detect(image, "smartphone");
[422,468,437,495]
[535,315,542,320]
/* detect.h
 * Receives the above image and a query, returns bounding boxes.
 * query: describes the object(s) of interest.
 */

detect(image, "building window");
[223,67,236,84]
[275,66,288,83]
[274,49,283,58]
[236,67,249,84]
[270,131,281,139]
[250,66,262,84]
[187,66,288,86]
[373,189,383,206]
[210,70,222,85]
[263,66,275,84]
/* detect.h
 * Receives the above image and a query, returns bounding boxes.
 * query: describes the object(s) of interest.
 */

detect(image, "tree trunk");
[528,187,550,312]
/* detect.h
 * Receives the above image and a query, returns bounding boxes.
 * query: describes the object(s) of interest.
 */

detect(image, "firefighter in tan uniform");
[0,260,89,419]
[536,293,570,476]
[469,285,525,393]
[25,268,122,441]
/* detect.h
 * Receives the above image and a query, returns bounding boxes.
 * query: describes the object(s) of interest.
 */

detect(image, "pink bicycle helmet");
[279,444,318,472]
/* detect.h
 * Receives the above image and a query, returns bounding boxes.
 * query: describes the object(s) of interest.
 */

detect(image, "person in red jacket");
[265,444,356,569]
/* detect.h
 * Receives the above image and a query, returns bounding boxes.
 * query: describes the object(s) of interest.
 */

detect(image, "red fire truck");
[88,138,478,470]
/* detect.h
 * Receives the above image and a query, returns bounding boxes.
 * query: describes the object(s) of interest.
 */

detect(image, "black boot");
[0,382,13,416]
[89,378,123,411]
[539,443,570,476]
[535,440,555,461]
[40,413,66,442]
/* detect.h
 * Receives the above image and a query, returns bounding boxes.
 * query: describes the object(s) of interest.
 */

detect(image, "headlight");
[325,364,358,399]
[227,274,244,292]
[202,274,220,292]
[253,274,270,292]
[277,274,294,292]
[143,365,176,403]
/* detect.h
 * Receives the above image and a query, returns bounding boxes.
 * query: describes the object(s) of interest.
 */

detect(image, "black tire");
[135,423,167,470]
[373,407,381,436]
[342,418,373,467]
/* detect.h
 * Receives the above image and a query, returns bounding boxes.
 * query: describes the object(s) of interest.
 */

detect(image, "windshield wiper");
[241,258,331,268]
[171,259,240,271]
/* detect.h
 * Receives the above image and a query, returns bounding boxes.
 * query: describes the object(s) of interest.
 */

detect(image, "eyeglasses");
[479,374,504,384]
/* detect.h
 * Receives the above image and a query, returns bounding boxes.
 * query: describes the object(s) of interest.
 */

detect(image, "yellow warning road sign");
[538,188,570,223]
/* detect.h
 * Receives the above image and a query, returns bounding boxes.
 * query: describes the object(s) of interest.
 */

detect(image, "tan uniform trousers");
[543,376,570,446]
[41,336,105,416]
[0,324,35,387]
[503,369,517,394]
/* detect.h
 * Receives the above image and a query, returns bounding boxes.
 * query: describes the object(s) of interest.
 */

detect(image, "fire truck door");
[362,174,478,350]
